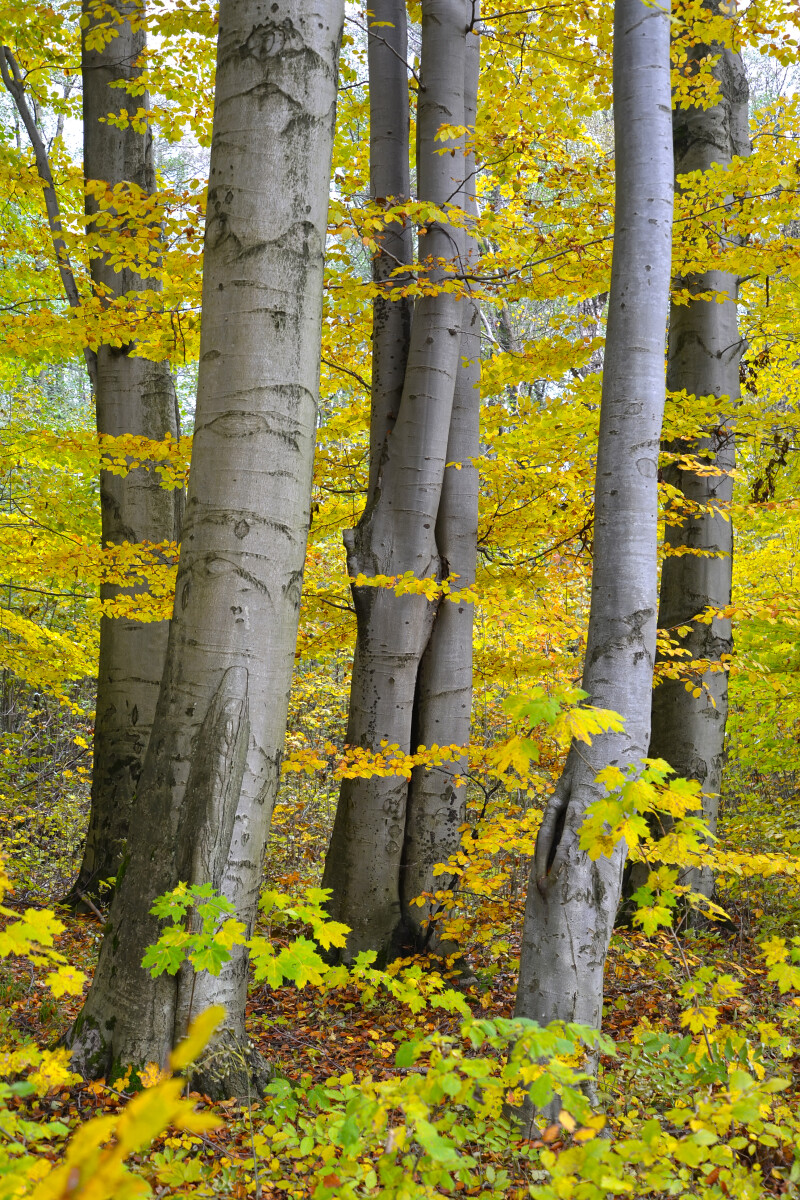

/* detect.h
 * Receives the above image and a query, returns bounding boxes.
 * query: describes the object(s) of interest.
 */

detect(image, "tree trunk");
[514,0,673,1048]
[320,0,471,965]
[401,19,480,951]
[66,0,344,1096]
[65,0,182,907]
[644,2,750,903]
[366,0,413,501]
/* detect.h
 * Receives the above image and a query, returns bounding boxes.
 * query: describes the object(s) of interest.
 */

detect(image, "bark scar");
[534,771,571,898]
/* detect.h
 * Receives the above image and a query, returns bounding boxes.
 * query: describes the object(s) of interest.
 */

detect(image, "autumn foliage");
[0,0,799,1196]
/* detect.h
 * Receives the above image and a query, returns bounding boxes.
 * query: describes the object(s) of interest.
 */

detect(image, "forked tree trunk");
[644,2,750,902]
[402,19,480,950]
[68,0,182,906]
[321,0,474,964]
[66,0,344,1096]
[514,0,673,1046]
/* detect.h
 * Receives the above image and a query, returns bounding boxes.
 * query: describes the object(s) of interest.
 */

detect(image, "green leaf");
[189,941,231,976]
[275,938,326,988]
[415,1120,460,1164]
[673,1138,710,1168]
[395,1040,419,1068]
[142,943,185,977]
[527,1073,554,1108]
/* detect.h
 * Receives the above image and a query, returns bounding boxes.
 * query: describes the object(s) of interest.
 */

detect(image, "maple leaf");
[275,939,327,989]
[44,965,87,997]
[312,919,349,950]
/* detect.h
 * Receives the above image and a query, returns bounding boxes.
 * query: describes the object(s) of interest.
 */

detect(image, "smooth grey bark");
[66,0,343,1097]
[401,21,480,950]
[643,4,750,903]
[321,0,472,964]
[71,0,182,907]
[514,0,673,1050]
[1,5,181,906]
[366,0,413,500]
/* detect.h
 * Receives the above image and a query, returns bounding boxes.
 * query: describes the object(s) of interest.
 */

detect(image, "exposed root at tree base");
[189,1030,274,1102]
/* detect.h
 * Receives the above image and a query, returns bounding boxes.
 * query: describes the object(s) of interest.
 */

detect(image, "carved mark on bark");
[199,406,306,447]
[588,606,656,671]
[241,18,304,60]
[179,666,250,891]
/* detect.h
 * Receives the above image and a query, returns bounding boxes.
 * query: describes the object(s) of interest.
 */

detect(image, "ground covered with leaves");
[1,772,799,1200]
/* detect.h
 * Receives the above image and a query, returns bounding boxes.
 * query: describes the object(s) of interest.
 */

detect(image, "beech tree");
[5,0,800,1188]
[66,0,344,1095]
[645,0,750,902]
[514,0,673,1045]
[320,0,480,963]
[1,0,182,907]
[402,14,480,954]
[71,0,182,906]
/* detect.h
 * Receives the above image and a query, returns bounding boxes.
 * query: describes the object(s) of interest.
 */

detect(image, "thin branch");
[480,1,575,18]
[479,308,500,345]
[0,297,52,312]
[0,584,92,600]
[321,356,371,393]
[348,15,423,87]
[0,45,97,392]
[316,596,356,615]
[50,75,75,152]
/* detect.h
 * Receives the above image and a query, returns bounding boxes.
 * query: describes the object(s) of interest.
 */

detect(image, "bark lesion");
[534,764,574,898]
[179,666,250,890]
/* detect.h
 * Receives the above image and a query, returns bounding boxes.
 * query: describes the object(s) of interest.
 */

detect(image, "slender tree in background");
[321,0,480,963]
[514,0,673,1050]
[70,0,182,907]
[644,1,750,902]
[1,1,182,908]
[67,0,344,1095]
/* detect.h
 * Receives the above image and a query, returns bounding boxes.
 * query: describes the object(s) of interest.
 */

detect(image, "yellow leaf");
[45,964,88,997]
[137,1061,169,1088]
[170,1004,226,1072]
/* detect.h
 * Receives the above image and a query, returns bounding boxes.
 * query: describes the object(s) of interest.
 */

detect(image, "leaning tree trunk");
[66,0,344,1097]
[644,3,750,903]
[321,0,470,964]
[401,18,481,951]
[67,0,182,907]
[514,0,673,1049]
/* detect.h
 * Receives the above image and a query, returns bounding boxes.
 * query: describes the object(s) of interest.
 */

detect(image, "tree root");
[188,1028,273,1102]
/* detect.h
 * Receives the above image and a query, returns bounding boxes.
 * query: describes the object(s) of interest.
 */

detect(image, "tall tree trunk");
[320,0,471,965]
[366,0,413,501]
[644,2,750,903]
[514,0,673,1048]
[401,18,480,951]
[66,0,182,906]
[66,0,344,1096]
[1,7,181,907]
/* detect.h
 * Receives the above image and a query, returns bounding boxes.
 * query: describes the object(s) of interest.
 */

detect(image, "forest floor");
[1,775,799,1196]
[1,879,798,1199]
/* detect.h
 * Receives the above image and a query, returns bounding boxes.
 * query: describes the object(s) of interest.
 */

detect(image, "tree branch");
[0,45,97,392]
[321,356,371,392]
